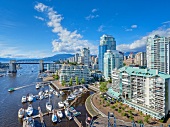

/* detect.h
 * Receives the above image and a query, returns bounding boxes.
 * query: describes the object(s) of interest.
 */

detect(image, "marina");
[0,64,93,127]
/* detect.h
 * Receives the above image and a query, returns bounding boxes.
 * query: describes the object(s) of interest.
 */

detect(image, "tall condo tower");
[147,35,170,74]
[99,34,116,72]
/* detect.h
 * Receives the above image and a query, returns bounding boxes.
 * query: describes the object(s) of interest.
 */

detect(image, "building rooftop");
[119,66,170,79]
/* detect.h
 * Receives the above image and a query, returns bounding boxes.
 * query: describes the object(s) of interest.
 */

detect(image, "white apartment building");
[59,64,90,84]
[147,35,170,74]
[111,66,170,119]
[134,52,146,66]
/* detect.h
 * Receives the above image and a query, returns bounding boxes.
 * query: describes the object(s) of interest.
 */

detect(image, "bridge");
[8,60,54,73]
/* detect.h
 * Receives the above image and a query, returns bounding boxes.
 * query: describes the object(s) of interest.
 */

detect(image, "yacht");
[57,110,63,118]
[67,95,74,101]
[28,94,34,102]
[18,108,25,118]
[26,104,33,116]
[79,88,83,92]
[35,83,40,89]
[23,117,34,127]
[52,110,57,123]
[39,95,43,100]
[22,96,27,103]
[58,101,64,108]
[38,91,43,96]
[63,100,69,107]
[46,102,52,111]
[64,108,72,120]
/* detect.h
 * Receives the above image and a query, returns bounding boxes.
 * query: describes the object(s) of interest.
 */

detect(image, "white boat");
[35,83,40,89]
[52,110,58,123]
[45,89,48,94]
[46,102,52,111]
[28,94,34,102]
[39,95,44,100]
[22,96,27,103]
[18,108,25,118]
[23,117,34,127]
[26,104,33,116]
[53,91,59,97]
[79,88,83,92]
[67,95,74,101]
[57,110,63,118]
[38,91,43,96]
[64,108,72,120]
[58,101,64,108]
[70,93,76,99]
[63,100,69,107]
[59,91,64,95]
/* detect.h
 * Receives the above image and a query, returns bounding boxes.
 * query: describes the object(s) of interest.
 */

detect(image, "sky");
[1,0,170,58]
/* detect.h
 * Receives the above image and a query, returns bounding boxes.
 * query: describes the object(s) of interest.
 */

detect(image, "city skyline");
[1,0,170,58]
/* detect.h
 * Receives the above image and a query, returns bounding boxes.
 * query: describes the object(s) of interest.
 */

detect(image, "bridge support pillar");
[39,60,44,73]
[9,60,17,73]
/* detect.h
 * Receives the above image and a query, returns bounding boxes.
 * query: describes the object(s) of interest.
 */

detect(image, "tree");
[75,76,79,85]
[99,82,108,93]
[144,116,149,123]
[54,74,59,80]
[61,80,66,86]
[69,78,73,86]
[81,78,85,84]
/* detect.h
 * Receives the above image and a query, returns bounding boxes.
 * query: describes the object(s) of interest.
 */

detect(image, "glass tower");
[98,34,116,72]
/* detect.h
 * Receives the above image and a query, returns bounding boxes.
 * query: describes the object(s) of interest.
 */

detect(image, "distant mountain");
[0,58,12,62]
[43,54,74,61]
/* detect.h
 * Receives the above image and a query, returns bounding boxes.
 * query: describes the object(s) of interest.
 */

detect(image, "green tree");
[75,76,79,85]
[144,116,149,123]
[81,78,85,84]
[54,74,59,80]
[61,80,66,86]
[99,82,108,92]
[69,78,73,86]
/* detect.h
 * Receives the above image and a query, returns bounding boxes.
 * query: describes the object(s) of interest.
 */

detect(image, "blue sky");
[1,0,170,58]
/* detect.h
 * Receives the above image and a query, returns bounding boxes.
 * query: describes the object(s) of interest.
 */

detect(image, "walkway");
[85,95,99,117]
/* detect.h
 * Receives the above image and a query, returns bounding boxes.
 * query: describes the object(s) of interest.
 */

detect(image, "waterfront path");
[85,95,99,117]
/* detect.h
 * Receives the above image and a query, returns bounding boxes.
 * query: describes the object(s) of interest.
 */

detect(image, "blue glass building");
[98,35,116,72]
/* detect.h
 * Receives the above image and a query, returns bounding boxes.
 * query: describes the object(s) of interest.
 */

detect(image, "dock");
[73,116,83,127]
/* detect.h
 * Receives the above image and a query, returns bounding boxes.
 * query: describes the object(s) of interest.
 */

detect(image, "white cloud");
[98,25,104,32]
[125,28,133,32]
[131,24,137,28]
[34,16,45,21]
[162,21,170,24]
[85,14,99,20]
[92,9,97,13]
[117,26,170,52]
[34,3,47,12]
[34,3,97,54]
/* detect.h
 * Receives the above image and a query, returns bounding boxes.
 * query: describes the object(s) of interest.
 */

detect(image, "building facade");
[147,35,170,74]
[99,34,116,72]
[104,50,123,80]
[134,52,147,66]
[59,64,90,84]
[111,66,170,119]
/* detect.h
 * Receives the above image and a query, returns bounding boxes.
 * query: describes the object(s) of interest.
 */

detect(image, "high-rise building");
[134,52,146,66]
[110,66,170,119]
[147,35,170,74]
[77,48,90,67]
[104,50,123,80]
[99,34,116,72]
[74,53,79,63]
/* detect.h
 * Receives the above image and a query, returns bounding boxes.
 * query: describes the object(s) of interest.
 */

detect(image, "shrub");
[122,112,126,116]
[144,116,149,123]
[118,109,122,113]
[129,115,134,120]
[137,120,143,124]
[111,106,115,109]
[159,119,164,123]
[122,107,125,110]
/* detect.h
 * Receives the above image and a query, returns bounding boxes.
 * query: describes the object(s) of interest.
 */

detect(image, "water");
[0,64,92,127]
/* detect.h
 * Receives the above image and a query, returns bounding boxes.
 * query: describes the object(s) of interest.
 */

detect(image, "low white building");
[111,66,170,119]
[59,64,90,84]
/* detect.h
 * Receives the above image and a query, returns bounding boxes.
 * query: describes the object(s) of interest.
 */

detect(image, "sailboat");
[57,110,63,118]
[18,108,25,118]
[46,93,52,111]
[23,117,34,127]
[51,110,57,123]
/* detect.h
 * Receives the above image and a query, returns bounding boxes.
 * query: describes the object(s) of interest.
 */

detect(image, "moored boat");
[35,83,40,89]
[63,100,69,107]
[46,102,52,111]
[18,108,25,118]
[57,110,63,118]
[58,101,64,108]
[52,110,58,123]
[22,96,27,103]
[26,104,33,116]
[23,117,34,127]
[28,94,34,102]
[64,108,72,120]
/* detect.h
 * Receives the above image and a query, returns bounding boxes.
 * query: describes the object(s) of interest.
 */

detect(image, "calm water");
[0,64,92,127]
